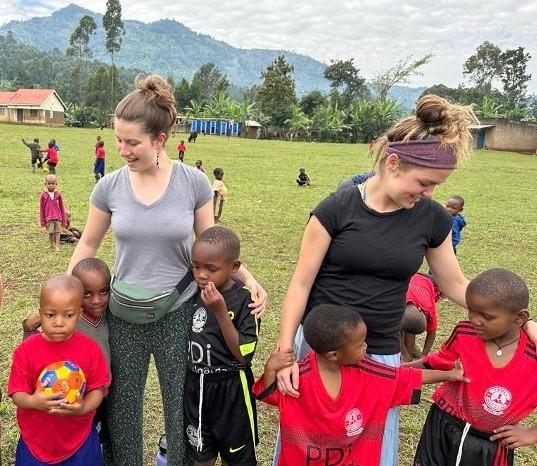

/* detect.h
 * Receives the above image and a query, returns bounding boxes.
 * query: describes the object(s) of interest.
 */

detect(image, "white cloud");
[3,0,537,91]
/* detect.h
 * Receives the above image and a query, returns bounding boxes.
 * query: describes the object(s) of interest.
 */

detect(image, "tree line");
[1,3,535,143]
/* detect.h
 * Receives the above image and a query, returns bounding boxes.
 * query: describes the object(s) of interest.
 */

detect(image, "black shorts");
[184,369,258,466]
[414,404,514,466]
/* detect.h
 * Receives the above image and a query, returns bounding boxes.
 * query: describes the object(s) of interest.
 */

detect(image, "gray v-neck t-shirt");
[91,162,213,309]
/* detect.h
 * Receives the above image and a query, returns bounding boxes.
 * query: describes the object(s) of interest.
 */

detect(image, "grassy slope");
[1,124,536,464]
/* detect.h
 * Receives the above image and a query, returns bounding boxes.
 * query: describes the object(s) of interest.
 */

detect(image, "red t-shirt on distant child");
[8,331,110,463]
[253,352,422,466]
[406,273,441,333]
[95,147,105,159]
[177,143,186,153]
[423,322,537,432]
[44,147,58,164]
[406,273,442,333]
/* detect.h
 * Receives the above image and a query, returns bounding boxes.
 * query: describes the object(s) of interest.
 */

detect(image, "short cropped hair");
[467,268,529,312]
[303,304,363,354]
[72,258,111,284]
[40,275,84,303]
[213,167,224,178]
[194,226,240,261]
[402,304,427,334]
[449,195,465,208]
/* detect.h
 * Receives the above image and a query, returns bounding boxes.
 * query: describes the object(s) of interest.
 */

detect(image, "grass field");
[1,123,537,465]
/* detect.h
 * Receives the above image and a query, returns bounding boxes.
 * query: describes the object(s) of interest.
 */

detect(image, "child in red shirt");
[254,304,467,466]
[94,140,105,182]
[39,175,67,252]
[8,275,109,465]
[401,272,442,362]
[177,140,186,162]
[41,142,59,174]
[410,268,537,466]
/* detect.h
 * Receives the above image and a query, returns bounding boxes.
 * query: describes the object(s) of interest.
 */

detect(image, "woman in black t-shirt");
[274,94,478,466]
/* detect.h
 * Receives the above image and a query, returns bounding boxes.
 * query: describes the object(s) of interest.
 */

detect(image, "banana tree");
[284,105,311,141]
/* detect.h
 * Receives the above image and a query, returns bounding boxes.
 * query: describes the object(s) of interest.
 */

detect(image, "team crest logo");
[186,424,199,447]
[483,386,512,416]
[192,307,207,333]
[344,408,364,437]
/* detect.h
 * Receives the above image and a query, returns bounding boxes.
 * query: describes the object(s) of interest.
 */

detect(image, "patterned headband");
[386,140,457,169]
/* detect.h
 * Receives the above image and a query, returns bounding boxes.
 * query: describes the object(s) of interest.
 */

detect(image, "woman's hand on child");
[490,424,537,448]
[266,350,296,374]
[244,277,268,317]
[201,282,227,314]
[275,351,301,398]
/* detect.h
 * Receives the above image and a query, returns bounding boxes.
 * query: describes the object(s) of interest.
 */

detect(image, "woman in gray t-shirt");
[68,75,266,466]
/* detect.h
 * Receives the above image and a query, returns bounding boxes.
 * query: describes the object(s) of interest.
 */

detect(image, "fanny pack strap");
[175,269,194,296]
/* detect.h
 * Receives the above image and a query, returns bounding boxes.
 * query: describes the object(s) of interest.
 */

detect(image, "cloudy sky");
[3,0,537,91]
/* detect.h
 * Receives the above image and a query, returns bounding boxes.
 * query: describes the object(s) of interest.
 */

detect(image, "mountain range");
[0,4,426,107]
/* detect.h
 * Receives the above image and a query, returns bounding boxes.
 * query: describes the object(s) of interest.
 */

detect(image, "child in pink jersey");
[39,175,67,252]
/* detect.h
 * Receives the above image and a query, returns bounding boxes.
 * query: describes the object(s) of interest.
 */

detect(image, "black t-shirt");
[188,280,260,374]
[307,185,452,354]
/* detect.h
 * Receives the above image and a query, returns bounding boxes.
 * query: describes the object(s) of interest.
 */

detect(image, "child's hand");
[24,311,41,332]
[49,398,87,417]
[446,361,470,383]
[40,226,47,233]
[200,282,227,314]
[490,424,537,448]
[266,350,296,374]
[31,383,65,413]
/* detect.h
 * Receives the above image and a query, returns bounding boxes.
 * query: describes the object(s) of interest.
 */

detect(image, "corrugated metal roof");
[0,89,66,109]
[468,124,495,129]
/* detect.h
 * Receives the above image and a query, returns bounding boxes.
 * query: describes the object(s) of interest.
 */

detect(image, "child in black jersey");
[185,226,260,466]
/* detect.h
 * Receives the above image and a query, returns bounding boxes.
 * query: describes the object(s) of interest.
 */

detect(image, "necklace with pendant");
[491,336,519,356]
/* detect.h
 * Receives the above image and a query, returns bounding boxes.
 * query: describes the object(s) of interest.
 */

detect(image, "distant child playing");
[401,273,442,362]
[21,137,43,172]
[59,210,83,245]
[39,175,67,251]
[41,141,59,174]
[185,226,260,466]
[410,268,537,466]
[255,304,467,466]
[212,167,228,223]
[446,195,466,253]
[296,167,311,186]
[94,140,106,182]
[195,159,206,173]
[8,275,110,465]
[178,140,186,162]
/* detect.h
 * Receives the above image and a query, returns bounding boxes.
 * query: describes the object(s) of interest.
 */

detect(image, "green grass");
[1,124,537,465]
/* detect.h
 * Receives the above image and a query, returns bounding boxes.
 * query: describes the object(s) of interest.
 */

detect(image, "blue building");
[190,118,241,136]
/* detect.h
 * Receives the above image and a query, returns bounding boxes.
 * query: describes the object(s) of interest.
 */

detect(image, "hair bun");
[415,94,447,125]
